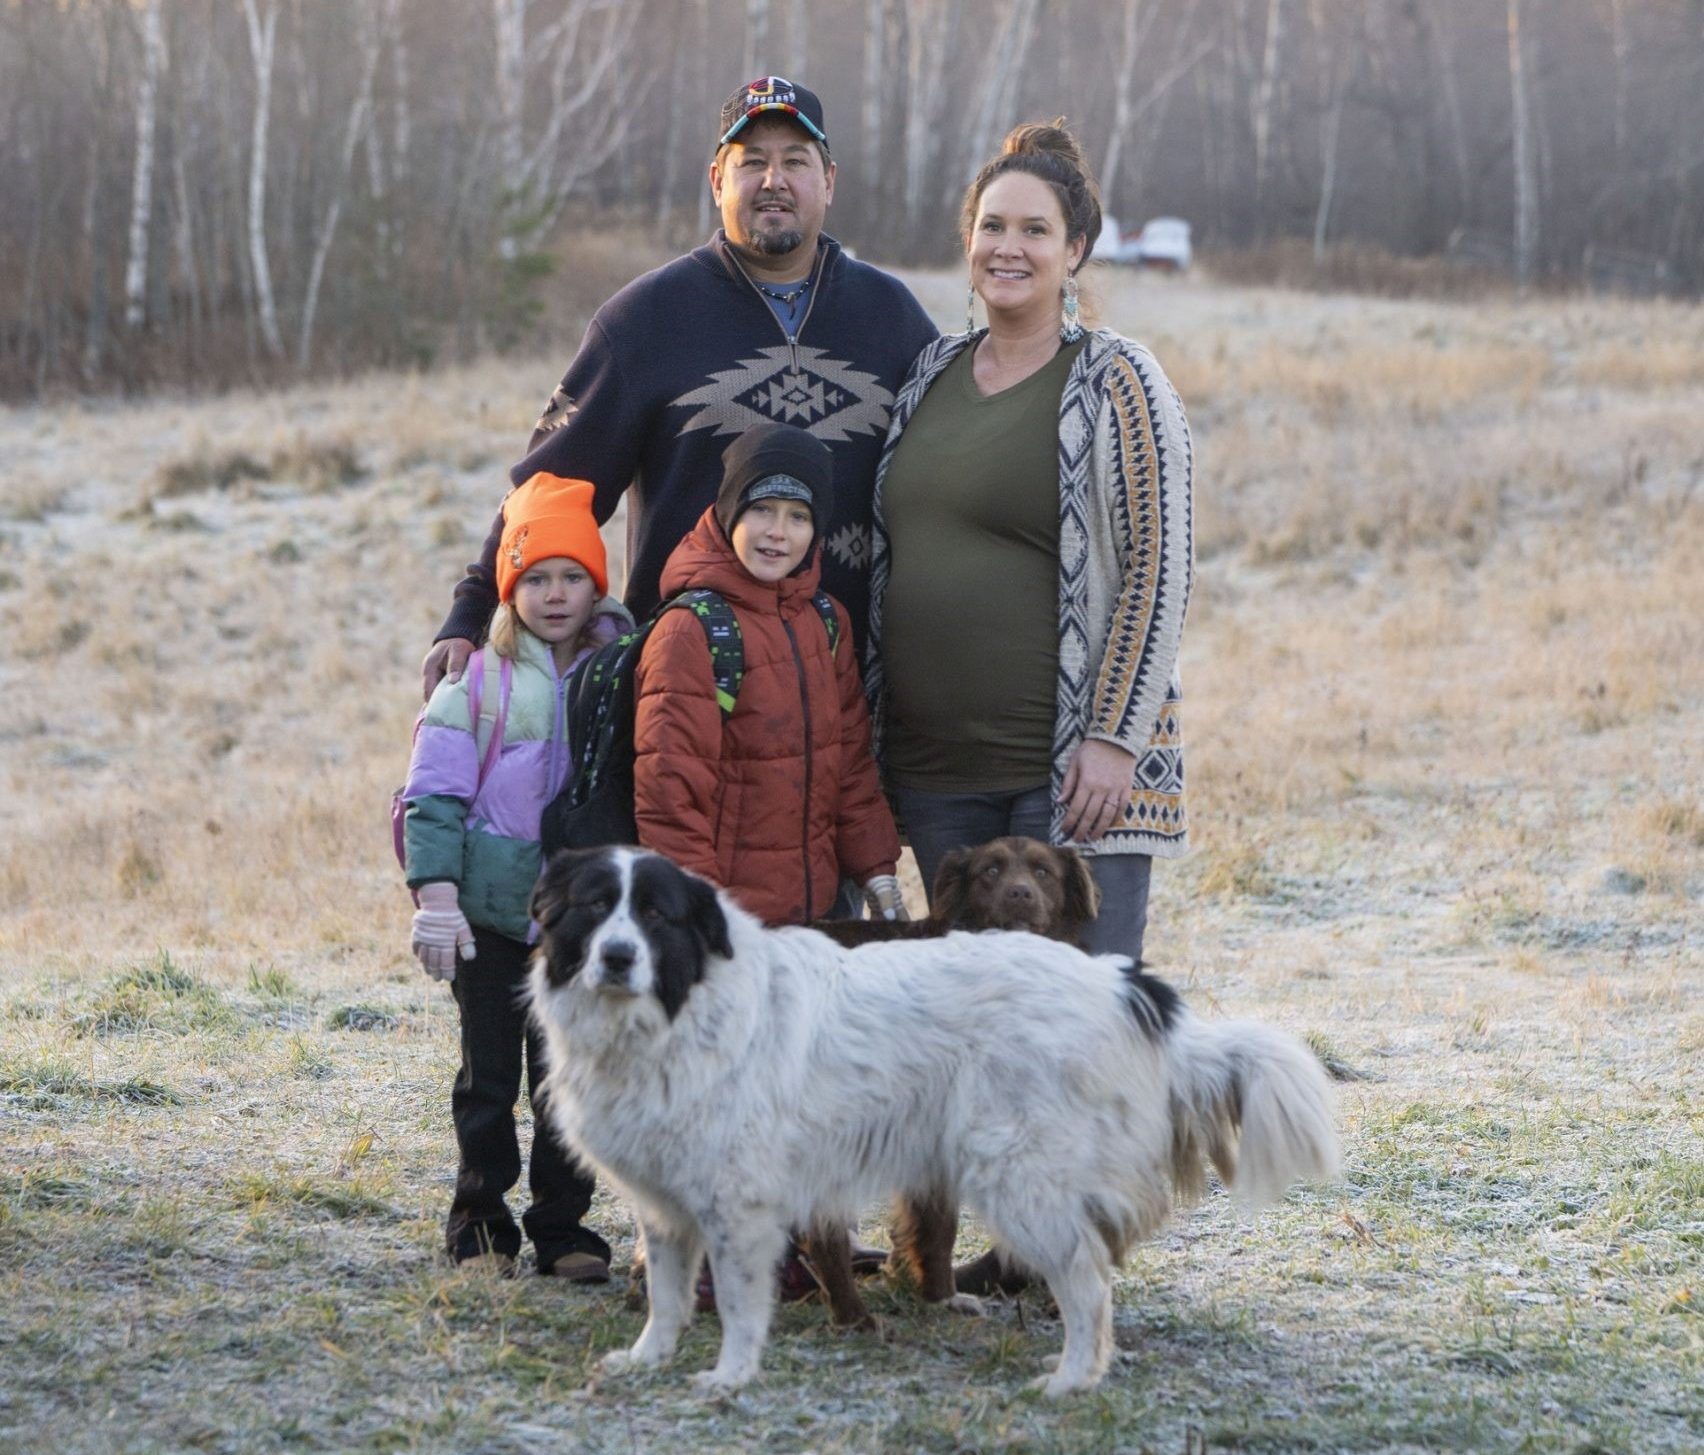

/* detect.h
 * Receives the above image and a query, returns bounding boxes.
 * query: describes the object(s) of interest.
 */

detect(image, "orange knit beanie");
[496,473,608,601]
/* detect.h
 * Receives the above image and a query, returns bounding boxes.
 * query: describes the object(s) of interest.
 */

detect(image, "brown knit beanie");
[713,423,835,547]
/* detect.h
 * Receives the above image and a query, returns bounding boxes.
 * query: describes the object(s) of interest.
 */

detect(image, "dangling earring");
[965,279,978,336]
[1060,272,1084,343]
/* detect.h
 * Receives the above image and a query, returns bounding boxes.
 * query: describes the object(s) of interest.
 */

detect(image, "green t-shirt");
[880,337,1086,791]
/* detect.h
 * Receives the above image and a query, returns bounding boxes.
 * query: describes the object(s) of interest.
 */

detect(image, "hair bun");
[963,116,1104,268]
[1002,118,1088,170]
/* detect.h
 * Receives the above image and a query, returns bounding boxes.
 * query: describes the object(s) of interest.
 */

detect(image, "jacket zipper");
[782,616,815,921]
[728,239,827,374]
[550,661,570,801]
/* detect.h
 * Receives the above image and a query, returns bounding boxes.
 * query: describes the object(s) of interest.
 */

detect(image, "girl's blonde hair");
[486,601,526,661]
[488,598,604,661]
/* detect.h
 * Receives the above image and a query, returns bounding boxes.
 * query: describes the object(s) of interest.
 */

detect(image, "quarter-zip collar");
[702,230,835,369]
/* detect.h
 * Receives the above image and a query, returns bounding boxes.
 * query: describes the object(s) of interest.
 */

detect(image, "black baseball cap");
[718,76,829,152]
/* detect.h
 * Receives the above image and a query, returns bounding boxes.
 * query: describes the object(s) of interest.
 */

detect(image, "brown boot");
[541,1250,611,1283]
[952,1247,1033,1297]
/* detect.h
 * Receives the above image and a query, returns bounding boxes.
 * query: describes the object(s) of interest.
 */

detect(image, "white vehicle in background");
[1092,215,1192,272]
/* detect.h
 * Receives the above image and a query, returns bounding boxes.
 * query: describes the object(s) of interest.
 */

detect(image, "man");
[422,76,938,694]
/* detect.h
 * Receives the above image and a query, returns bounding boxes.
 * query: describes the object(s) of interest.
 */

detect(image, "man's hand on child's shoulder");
[422,637,476,700]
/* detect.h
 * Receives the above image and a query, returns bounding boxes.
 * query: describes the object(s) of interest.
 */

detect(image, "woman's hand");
[1059,739,1137,843]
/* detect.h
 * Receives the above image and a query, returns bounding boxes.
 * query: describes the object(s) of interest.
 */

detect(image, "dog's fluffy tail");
[1165,1013,1340,1210]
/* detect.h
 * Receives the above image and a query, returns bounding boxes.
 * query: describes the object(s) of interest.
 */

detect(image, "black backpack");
[539,587,839,858]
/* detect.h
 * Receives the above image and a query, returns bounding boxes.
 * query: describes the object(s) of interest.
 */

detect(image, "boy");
[632,422,903,925]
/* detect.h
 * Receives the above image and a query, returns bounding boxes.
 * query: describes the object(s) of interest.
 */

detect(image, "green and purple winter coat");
[402,604,632,940]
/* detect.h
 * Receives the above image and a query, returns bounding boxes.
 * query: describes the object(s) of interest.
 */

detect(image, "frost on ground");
[0,270,1700,1453]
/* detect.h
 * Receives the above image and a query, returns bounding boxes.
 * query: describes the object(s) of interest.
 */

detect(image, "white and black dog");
[527,847,1339,1396]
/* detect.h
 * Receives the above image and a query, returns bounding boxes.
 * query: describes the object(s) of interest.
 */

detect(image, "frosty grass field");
[0,263,1699,1453]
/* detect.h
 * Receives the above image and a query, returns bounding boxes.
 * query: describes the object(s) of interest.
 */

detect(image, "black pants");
[445,926,609,1268]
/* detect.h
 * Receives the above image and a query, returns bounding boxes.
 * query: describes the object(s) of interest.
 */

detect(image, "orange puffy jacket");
[633,507,899,925]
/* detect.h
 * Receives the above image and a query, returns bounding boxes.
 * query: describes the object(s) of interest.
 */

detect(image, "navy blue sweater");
[438,233,937,650]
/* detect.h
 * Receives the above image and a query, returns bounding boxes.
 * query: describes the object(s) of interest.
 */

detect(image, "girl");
[402,471,632,1279]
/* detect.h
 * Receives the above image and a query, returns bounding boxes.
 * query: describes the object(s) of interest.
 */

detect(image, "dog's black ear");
[686,875,733,959]
[931,846,975,924]
[530,874,563,932]
[531,847,603,931]
[1059,848,1101,935]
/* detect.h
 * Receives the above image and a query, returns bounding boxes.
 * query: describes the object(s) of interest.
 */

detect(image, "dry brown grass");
[0,268,1699,1453]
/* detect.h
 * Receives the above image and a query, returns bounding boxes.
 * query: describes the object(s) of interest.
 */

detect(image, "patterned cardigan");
[864,327,1194,860]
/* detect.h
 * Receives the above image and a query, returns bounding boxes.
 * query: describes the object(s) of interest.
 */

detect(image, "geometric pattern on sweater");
[867,326,1194,861]
[670,345,898,577]
[670,344,896,443]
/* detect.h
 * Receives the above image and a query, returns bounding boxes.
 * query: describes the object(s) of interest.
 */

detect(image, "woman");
[865,118,1193,1296]
[867,117,1193,1013]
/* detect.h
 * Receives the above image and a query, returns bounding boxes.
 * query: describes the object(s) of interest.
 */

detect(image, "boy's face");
[512,556,598,651]
[730,499,814,583]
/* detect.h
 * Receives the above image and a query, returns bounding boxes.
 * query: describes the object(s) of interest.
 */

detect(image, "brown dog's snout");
[1001,877,1036,906]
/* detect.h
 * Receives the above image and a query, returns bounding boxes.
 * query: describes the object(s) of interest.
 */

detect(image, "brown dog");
[815,837,1100,950]
[804,838,1101,1324]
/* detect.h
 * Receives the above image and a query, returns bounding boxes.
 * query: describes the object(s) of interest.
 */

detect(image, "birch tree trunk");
[744,0,771,78]
[1102,0,1145,218]
[862,0,887,194]
[656,17,686,226]
[902,0,960,236]
[1508,0,1538,291]
[786,0,807,74]
[1120,0,1208,220]
[492,0,639,254]
[124,0,165,331]
[493,0,526,257]
[696,0,714,237]
[1605,0,1629,168]
[1309,0,1352,265]
[81,13,116,385]
[1252,0,1287,212]
[242,0,285,358]
[964,0,1042,181]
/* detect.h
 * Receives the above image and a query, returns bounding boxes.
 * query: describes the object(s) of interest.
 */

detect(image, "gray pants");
[890,784,1152,964]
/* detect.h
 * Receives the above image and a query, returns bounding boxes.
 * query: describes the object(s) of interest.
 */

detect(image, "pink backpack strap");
[482,655,512,783]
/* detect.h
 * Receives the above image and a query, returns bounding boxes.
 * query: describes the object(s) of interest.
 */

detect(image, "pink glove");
[411,881,476,982]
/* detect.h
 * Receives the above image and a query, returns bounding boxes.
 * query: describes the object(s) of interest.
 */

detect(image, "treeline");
[3,0,1701,397]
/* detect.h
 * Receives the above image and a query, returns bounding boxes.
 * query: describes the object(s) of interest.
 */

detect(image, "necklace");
[755,277,812,306]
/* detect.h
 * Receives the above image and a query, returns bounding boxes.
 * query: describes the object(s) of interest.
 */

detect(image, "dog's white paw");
[690,1366,753,1397]
[600,1343,666,1376]
[1028,1367,1097,1398]
[944,1293,987,1318]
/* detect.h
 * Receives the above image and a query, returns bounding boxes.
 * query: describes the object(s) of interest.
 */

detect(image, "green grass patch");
[327,1003,400,1032]
[0,1059,183,1108]
[68,951,235,1037]
[0,1168,109,1213]
[247,963,297,1000]
[230,1173,397,1221]
[284,1034,333,1080]
[1592,1153,1704,1237]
